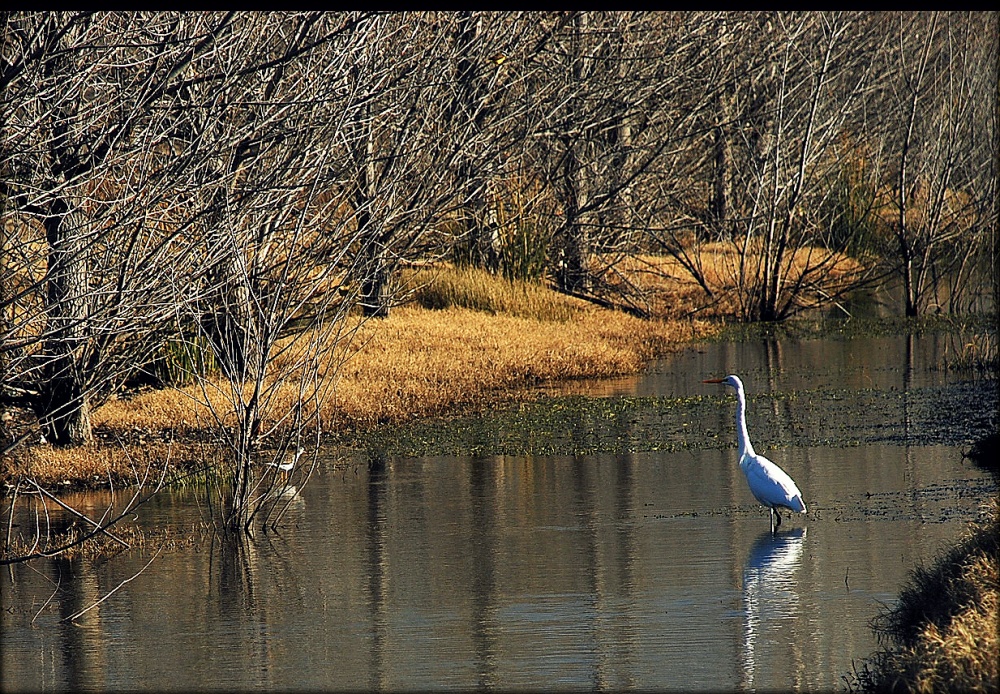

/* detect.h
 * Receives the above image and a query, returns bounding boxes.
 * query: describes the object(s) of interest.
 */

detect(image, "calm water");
[2,331,996,692]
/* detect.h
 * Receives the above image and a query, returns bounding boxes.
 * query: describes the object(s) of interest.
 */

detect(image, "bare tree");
[520,12,720,307]
[175,12,515,532]
[339,13,519,318]
[2,13,240,445]
[447,11,501,271]
[0,12,369,449]
[162,13,372,532]
[688,12,886,320]
[874,11,996,316]
[1,12,383,537]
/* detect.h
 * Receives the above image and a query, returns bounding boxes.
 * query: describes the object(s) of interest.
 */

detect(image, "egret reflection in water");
[741,527,806,690]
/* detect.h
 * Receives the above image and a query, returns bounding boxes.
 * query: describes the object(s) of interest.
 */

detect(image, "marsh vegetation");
[848,501,998,693]
[1,12,996,688]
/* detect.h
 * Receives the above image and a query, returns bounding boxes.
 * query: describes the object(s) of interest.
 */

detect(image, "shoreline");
[3,305,718,493]
[4,307,996,494]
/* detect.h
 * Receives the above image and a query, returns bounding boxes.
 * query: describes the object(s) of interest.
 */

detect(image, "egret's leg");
[769,507,775,533]
[775,508,782,528]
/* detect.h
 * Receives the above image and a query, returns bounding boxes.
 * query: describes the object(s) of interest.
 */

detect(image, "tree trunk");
[554,13,592,295]
[37,200,92,445]
[895,13,938,319]
[555,138,591,294]
[202,139,258,383]
[453,11,500,272]
[360,240,392,319]
[205,257,253,382]
[355,200,391,319]
[710,91,730,238]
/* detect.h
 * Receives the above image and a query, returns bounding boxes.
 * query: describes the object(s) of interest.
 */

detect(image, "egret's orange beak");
[703,378,725,384]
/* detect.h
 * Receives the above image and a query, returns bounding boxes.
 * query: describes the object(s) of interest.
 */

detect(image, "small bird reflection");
[741,527,806,690]
[258,483,305,519]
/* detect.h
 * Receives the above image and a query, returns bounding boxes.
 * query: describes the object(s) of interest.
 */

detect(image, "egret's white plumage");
[267,446,304,474]
[704,375,806,531]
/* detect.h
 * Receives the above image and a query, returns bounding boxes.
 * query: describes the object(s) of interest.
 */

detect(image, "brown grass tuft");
[605,245,865,319]
[404,264,587,321]
[3,440,226,491]
[849,500,999,693]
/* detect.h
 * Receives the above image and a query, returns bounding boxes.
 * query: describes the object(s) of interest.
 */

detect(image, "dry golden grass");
[0,296,711,494]
[89,303,712,443]
[606,243,866,319]
[404,264,586,321]
[871,179,979,243]
[851,500,999,693]
[2,440,226,491]
[6,244,867,489]
[328,305,708,429]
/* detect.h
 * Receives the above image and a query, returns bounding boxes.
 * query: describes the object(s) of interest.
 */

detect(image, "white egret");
[704,375,807,531]
[266,446,304,477]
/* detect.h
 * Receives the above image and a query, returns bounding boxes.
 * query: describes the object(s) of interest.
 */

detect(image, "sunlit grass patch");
[605,246,866,319]
[83,303,714,446]
[96,387,214,433]
[404,264,586,321]
[325,305,712,431]
[3,440,223,491]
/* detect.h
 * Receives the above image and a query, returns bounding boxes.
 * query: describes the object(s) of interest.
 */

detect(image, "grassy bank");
[4,268,716,490]
[849,500,999,693]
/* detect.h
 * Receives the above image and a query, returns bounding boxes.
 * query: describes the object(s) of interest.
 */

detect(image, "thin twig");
[32,568,62,625]
[5,480,21,553]
[61,546,163,624]
[29,479,130,548]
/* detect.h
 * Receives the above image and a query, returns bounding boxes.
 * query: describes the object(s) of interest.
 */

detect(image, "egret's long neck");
[734,387,755,459]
